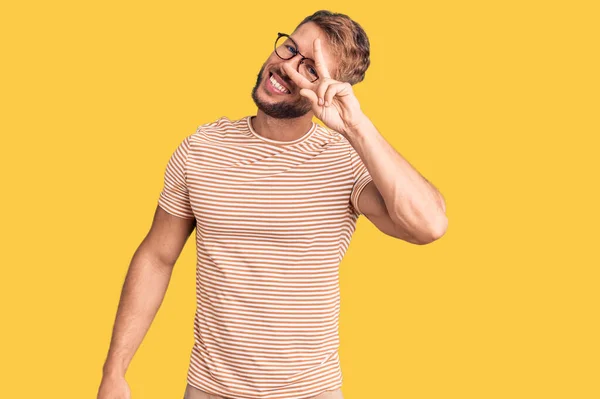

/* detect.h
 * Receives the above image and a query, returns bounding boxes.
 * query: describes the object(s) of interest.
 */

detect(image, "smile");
[268,72,291,94]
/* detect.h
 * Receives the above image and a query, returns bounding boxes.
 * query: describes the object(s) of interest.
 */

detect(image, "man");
[98,9,447,399]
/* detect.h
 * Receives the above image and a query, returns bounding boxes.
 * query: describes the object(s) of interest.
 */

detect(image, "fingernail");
[325,101,329,107]
[318,98,323,105]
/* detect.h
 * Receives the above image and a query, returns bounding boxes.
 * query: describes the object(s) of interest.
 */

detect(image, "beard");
[251,63,313,119]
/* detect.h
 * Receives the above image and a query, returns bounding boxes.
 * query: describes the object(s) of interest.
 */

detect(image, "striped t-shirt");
[157,115,373,399]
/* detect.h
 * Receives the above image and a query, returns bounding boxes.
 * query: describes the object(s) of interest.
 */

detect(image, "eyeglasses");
[274,32,319,83]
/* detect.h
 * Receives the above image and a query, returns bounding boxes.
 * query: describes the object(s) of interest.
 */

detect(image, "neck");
[251,110,314,142]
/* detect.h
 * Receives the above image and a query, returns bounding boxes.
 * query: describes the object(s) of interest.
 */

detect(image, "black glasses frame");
[274,32,319,82]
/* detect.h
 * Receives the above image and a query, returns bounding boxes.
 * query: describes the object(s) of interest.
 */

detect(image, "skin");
[250,21,339,142]
[253,21,448,244]
[98,19,449,399]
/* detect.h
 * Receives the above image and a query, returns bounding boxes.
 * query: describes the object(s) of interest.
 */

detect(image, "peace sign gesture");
[282,37,366,136]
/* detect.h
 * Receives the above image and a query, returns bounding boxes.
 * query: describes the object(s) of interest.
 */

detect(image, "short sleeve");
[157,135,195,219]
[349,145,373,216]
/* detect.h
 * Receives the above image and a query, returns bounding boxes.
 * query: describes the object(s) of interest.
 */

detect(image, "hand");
[97,374,131,399]
[282,38,367,136]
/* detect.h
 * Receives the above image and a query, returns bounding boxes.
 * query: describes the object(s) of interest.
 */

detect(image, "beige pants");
[183,383,344,399]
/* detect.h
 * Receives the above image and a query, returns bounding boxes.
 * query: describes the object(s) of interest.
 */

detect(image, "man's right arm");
[97,205,195,398]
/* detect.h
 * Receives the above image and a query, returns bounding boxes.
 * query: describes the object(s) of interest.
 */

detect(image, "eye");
[285,45,297,55]
[308,66,318,77]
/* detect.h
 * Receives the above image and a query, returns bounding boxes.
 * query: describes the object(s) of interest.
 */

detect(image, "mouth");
[267,72,292,95]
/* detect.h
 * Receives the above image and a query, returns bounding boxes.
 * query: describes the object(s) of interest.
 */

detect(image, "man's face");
[251,22,337,119]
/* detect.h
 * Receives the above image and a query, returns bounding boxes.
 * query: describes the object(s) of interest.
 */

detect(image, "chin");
[250,67,312,119]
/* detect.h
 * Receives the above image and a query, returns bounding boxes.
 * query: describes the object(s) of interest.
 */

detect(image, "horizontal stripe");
[158,115,371,398]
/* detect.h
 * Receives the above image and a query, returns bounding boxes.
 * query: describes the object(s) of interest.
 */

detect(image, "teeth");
[269,74,290,93]
[270,76,288,93]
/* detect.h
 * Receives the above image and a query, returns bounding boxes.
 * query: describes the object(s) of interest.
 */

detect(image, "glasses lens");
[275,35,295,59]
[299,59,319,82]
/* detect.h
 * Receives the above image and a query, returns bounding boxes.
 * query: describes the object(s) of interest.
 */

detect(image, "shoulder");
[186,115,243,145]
[312,122,348,149]
[189,115,253,144]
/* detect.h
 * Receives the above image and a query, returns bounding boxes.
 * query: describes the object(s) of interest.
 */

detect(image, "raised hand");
[282,37,367,136]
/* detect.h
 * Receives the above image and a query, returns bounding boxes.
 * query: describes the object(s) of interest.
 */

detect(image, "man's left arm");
[346,115,448,245]
[280,37,447,243]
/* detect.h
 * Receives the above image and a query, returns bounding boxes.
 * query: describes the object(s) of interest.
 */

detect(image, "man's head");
[251,10,371,119]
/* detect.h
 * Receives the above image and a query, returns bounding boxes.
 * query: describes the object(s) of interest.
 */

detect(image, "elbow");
[391,202,448,245]
[432,214,448,241]
[420,214,448,244]
[407,213,447,245]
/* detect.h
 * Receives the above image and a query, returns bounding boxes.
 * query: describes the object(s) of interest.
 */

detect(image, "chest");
[186,142,354,236]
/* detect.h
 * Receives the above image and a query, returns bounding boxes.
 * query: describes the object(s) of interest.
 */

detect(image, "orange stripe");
[158,115,372,398]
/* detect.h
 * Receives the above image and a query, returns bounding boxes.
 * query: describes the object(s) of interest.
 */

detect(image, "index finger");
[282,62,315,91]
[313,38,331,80]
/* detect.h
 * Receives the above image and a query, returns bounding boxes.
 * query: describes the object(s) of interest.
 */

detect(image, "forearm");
[102,245,174,377]
[345,116,448,242]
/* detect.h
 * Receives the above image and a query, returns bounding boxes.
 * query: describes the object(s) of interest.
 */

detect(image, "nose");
[275,73,294,93]
[281,53,303,74]
[277,62,298,85]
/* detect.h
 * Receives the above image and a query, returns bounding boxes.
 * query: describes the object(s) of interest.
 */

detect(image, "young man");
[98,9,447,399]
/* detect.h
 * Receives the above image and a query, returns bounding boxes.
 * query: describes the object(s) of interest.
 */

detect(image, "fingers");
[282,63,314,91]
[316,79,330,105]
[299,88,318,104]
[316,79,336,106]
[324,82,352,106]
[314,38,331,80]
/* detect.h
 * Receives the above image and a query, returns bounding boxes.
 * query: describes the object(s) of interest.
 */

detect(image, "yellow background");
[1,0,598,398]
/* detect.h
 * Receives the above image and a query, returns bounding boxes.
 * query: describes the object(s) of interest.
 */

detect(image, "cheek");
[266,53,286,69]
[265,54,277,66]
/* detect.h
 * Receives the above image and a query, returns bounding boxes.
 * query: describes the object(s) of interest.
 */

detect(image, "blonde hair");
[294,10,370,85]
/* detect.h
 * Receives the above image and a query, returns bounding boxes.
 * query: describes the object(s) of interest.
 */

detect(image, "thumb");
[299,88,318,104]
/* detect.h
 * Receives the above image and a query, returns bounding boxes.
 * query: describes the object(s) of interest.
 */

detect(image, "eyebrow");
[289,36,313,59]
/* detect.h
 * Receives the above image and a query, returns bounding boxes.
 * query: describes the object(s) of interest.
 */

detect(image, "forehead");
[288,22,337,71]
